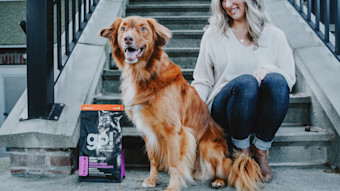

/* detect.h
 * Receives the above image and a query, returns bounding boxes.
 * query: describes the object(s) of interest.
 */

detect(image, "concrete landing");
[0,157,339,191]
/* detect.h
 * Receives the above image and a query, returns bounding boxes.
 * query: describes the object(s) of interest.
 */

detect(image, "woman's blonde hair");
[208,0,268,48]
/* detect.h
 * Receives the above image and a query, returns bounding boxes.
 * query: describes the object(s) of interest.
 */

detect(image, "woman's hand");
[253,67,271,86]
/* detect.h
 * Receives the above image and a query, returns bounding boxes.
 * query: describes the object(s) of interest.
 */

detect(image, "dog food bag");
[79,104,125,182]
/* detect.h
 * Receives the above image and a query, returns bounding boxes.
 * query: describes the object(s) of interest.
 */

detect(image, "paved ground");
[1,157,340,191]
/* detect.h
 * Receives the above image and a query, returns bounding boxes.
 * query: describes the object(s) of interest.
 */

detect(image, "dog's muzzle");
[124,46,145,64]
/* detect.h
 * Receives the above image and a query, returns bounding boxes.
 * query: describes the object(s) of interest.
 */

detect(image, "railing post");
[336,0,340,55]
[324,0,330,42]
[307,0,311,21]
[26,0,54,119]
[314,0,320,31]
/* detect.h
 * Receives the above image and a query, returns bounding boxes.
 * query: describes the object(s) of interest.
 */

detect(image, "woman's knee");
[262,73,289,93]
[231,74,259,95]
[261,73,290,104]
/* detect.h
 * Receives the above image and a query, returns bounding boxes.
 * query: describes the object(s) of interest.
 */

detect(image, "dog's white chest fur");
[121,74,158,148]
[122,78,136,108]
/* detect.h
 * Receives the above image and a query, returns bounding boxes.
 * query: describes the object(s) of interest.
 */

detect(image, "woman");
[192,0,296,182]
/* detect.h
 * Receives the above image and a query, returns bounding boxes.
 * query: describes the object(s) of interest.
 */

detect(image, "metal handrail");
[25,0,100,120]
[55,0,99,82]
[288,0,340,61]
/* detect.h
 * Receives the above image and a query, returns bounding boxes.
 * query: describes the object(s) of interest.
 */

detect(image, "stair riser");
[129,0,211,4]
[167,50,199,68]
[123,136,149,166]
[102,80,120,95]
[283,103,310,125]
[110,58,198,69]
[168,38,202,48]
[109,50,199,69]
[157,22,208,30]
[101,73,194,95]
[95,95,310,126]
[168,56,198,68]
[123,136,329,167]
[126,9,210,17]
[268,145,328,165]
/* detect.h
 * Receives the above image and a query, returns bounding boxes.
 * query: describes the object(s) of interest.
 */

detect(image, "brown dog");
[100,16,263,191]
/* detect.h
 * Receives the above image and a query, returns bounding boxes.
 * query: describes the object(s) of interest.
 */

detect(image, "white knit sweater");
[191,24,296,111]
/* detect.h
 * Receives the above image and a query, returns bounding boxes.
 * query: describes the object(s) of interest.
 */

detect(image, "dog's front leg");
[165,132,182,191]
[142,135,159,188]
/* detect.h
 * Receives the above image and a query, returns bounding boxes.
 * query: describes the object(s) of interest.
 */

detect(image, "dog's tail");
[227,152,263,191]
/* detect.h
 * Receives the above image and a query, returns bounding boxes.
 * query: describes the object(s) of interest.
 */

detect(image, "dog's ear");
[99,17,123,39]
[99,17,125,68]
[99,26,113,39]
[147,18,172,47]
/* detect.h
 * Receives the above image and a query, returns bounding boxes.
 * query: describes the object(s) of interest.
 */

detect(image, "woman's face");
[222,0,247,22]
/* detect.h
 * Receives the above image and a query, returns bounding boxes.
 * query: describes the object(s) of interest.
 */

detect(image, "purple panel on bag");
[79,156,88,176]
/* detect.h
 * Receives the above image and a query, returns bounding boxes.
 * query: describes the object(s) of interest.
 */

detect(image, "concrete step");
[129,0,211,5]
[95,69,311,126]
[167,30,203,48]
[121,126,333,167]
[151,16,209,30]
[100,69,194,94]
[126,4,211,16]
[166,48,199,68]
[100,68,308,95]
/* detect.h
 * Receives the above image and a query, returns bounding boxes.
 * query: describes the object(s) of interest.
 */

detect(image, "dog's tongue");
[125,50,138,61]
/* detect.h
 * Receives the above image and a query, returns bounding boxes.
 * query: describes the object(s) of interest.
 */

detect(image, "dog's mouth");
[124,46,145,64]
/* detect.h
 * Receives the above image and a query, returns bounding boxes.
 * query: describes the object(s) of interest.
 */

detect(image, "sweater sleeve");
[261,30,296,92]
[191,30,215,103]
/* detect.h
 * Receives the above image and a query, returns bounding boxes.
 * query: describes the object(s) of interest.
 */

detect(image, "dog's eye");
[140,26,147,32]
[120,27,125,31]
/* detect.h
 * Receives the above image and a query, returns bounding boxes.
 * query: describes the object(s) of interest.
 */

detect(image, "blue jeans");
[211,73,290,150]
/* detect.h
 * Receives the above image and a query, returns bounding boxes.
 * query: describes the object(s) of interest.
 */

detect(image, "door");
[0,65,26,157]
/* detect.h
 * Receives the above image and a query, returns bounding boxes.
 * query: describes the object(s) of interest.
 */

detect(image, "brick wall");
[10,148,77,176]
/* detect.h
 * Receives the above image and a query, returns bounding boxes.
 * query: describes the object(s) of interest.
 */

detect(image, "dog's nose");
[124,36,133,44]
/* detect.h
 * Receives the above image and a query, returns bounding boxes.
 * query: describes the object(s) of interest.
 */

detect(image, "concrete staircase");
[93,0,334,167]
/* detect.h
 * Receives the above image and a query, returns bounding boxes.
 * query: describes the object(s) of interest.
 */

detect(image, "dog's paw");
[142,177,157,188]
[164,187,179,191]
[211,179,226,189]
[192,171,203,181]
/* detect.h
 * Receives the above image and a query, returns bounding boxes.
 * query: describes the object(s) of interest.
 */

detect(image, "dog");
[100,16,263,191]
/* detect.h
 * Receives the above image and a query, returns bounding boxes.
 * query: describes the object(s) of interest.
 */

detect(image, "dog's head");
[99,16,172,68]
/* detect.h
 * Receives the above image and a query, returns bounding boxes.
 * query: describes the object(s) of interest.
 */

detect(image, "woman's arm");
[191,30,215,102]
[260,30,296,91]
